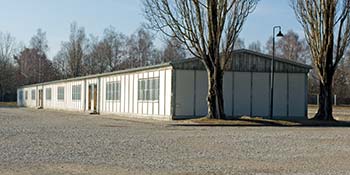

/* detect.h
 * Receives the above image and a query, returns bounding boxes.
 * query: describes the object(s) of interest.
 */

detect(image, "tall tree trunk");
[314,39,336,121]
[314,76,335,121]
[215,67,225,119]
[207,70,217,119]
[207,67,225,119]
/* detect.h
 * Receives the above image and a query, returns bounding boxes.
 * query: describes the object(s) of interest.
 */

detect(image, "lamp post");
[270,26,284,119]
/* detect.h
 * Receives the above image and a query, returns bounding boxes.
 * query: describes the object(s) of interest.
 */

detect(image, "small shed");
[17,49,311,120]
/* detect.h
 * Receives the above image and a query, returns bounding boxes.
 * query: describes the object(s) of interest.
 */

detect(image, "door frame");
[88,83,98,114]
[38,89,43,109]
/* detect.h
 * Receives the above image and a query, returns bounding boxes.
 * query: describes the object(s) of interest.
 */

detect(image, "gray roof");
[20,63,173,88]
[19,49,311,88]
[171,49,312,72]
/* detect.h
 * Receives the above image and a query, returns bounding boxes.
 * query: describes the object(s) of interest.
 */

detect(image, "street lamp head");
[276,31,284,37]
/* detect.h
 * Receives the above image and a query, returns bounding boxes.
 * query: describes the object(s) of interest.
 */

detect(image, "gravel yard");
[1,108,350,175]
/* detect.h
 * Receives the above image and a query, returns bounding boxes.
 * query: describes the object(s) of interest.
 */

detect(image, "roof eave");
[19,63,173,89]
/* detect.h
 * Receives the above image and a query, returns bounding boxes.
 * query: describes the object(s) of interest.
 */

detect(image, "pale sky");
[0,0,303,58]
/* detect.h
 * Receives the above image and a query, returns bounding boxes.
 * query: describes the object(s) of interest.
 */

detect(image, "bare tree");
[27,29,51,83]
[161,36,186,63]
[125,28,155,68]
[15,48,60,85]
[144,0,258,119]
[292,0,350,120]
[57,22,87,77]
[102,26,127,71]
[248,40,262,52]
[30,28,49,54]
[0,32,18,101]
[84,35,103,75]
[53,49,69,78]
[265,30,309,63]
[234,37,246,49]
[333,59,349,98]
[333,54,350,103]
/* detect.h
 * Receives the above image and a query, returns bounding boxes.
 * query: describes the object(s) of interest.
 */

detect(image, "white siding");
[288,73,306,118]
[19,67,172,120]
[273,73,288,117]
[39,81,85,111]
[17,89,24,106]
[17,65,307,120]
[175,70,195,117]
[252,73,269,117]
[234,72,252,116]
[96,67,172,119]
[195,71,208,117]
[223,72,233,118]
[23,87,37,108]
[174,70,307,119]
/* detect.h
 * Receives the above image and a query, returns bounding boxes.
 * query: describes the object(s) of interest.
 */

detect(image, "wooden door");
[88,84,97,112]
[93,84,97,111]
[88,85,92,110]
[38,89,43,108]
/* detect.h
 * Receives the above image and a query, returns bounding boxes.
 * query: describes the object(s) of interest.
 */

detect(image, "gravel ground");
[1,108,350,175]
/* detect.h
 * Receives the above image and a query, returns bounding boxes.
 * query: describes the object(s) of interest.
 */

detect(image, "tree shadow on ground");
[170,117,350,127]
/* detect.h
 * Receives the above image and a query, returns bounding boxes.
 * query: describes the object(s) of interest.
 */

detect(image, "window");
[31,90,36,100]
[106,81,121,101]
[72,85,81,100]
[57,87,64,100]
[138,77,159,101]
[18,91,23,101]
[46,88,52,100]
[25,91,28,100]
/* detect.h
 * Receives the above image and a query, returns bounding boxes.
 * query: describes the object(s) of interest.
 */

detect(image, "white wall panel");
[175,70,195,116]
[252,73,269,117]
[273,73,288,117]
[134,74,139,114]
[165,69,172,116]
[288,73,306,117]
[234,72,251,116]
[159,71,166,115]
[195,71,208,117]
[224,72,233,117]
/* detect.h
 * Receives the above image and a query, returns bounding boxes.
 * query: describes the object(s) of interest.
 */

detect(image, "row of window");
[24,86,79,101]
[23,90,39,100]
[23,77,160,102]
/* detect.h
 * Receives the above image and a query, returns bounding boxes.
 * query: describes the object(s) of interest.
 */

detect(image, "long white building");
[17,49,312,120]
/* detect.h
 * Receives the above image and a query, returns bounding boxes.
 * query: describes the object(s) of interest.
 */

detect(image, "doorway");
[88,84,98,113]
[38,89,43,109]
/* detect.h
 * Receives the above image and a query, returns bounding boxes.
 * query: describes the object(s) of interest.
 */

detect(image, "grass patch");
[0,102,17,107]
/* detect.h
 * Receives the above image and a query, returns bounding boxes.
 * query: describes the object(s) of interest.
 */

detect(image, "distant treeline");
[0,23,349,103]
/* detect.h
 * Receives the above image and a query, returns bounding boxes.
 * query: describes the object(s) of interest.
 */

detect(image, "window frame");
[72,85,81,101]
[31,90,36,101]
[18,91,23,101]
[45,88,52,100]
[57,87,65,101]
[138,77,160,102]
[106,81,121,101]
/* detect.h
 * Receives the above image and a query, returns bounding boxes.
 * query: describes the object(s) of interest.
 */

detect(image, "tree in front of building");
[292,0,350,120]
[144,0,258,119]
